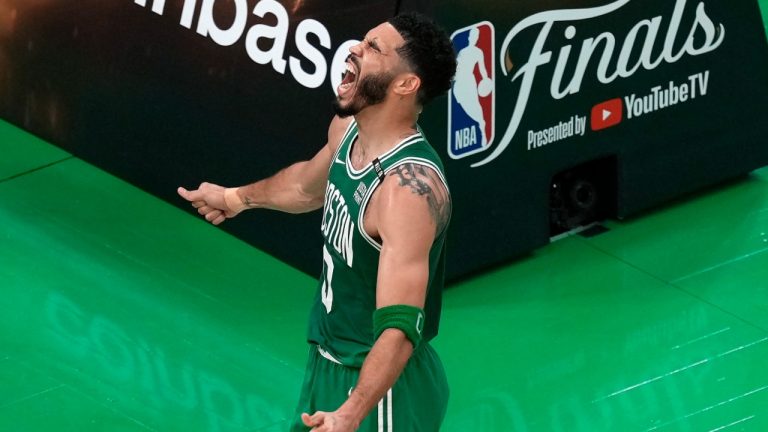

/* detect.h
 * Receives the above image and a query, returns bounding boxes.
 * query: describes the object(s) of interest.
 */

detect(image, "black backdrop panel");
[0,0,397,278]
[2,0,768,280]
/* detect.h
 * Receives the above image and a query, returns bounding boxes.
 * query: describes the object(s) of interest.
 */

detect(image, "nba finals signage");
[449,0,726,167]
[448,22,495,159]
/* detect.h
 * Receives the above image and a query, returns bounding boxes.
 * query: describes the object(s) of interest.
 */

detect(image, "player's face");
[334,23,406,117]
[333,71,393,118]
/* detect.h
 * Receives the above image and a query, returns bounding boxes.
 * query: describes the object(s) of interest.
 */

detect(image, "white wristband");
[223,187,247,213]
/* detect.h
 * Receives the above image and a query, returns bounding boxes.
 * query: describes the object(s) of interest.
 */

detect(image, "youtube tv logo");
[591,98,623,131]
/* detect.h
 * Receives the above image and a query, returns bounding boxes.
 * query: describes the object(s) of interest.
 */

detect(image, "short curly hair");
[388,13,457,106]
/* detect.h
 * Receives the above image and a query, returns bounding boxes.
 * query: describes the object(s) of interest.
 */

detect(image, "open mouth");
[337,58,358,97]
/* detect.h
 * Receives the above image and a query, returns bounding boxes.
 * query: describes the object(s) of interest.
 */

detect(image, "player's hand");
[301,411,358,432]
[177,182,240,225]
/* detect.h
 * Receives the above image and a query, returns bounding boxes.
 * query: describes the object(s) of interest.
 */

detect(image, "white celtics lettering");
[472,0,725,167]
[320,182,354,267]
[321,245,334,313]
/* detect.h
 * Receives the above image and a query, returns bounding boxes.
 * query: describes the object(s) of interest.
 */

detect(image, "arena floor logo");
[44,292,290,432]
[467,0,725,167]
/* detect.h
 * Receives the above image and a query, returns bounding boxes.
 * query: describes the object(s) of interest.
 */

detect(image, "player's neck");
[354,103,418,158]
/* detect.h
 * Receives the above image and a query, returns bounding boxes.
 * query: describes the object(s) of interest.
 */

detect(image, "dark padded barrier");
[2,0,767,279]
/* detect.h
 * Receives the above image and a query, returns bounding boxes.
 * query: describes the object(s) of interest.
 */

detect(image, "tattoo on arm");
[390,163,451,233]
[243,194,264,209]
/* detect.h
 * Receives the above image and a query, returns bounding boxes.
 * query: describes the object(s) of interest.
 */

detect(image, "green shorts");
[290,343,449,431]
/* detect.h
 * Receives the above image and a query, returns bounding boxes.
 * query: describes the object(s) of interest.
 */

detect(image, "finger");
[176,187,192,201]
[302,412,325,427]
[198,205,214,216]
[178,187,200,202]
[177,187,190,201]
[191,200,206,209]
[212,214,226,225]
[312,412,327,425]
[315,423,332,432]
[301,413,314,426]
[205,210,223,222]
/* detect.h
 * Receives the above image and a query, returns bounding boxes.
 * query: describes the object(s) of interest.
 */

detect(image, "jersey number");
[321,245,334,313]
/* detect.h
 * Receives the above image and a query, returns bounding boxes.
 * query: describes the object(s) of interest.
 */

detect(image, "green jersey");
[307,119,449,368]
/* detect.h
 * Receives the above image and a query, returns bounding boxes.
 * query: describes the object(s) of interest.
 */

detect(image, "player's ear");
[393,73,420,97]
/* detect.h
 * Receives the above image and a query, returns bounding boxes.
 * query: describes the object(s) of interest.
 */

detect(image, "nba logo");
[448,22,495,159]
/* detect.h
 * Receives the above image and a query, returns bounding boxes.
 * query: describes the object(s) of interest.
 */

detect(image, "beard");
[333,71,393,118]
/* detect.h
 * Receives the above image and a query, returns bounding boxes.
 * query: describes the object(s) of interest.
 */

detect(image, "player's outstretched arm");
[301,163,451,431]
[177,116,351,225]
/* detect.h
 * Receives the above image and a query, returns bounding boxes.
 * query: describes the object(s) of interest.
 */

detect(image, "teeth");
[338,63,356,95]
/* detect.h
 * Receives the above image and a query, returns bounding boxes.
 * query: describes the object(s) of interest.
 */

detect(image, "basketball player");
[178,13,456,432]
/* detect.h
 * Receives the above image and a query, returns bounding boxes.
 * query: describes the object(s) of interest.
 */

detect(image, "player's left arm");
[301,163,451,431]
